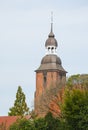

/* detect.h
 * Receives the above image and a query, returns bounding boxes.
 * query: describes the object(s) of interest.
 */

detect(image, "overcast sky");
[0,0,88,116]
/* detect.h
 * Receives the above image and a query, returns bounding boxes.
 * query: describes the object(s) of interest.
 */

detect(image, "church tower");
[35,18,67,117]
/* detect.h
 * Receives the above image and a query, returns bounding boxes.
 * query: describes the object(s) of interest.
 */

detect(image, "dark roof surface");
[45,31,58,47]
[41,54,61,64]
[36,54,66,72]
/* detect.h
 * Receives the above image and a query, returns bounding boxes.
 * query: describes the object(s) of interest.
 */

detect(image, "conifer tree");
[8,86,30,116]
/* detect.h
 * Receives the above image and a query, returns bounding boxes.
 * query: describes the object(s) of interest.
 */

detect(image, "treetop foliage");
[9,112,65,130]
[8,86,30,116]
[66,74,88,89]
[62,88,88,130]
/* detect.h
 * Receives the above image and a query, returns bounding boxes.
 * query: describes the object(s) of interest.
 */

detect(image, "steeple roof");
[36,54,66,72]
[45,23,58,47]
[35,16,67,73]
[48,22,54,37]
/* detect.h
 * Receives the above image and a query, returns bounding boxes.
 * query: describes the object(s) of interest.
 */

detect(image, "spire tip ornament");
[51,11,53,33]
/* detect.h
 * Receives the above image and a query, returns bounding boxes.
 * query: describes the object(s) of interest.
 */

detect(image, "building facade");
[35,22,67,117]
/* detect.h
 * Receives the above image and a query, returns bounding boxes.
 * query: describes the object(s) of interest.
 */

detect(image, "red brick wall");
[35,71,61,95]
[34,71,66,117]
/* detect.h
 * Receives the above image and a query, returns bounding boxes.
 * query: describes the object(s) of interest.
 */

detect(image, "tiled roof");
[0,115,31,130]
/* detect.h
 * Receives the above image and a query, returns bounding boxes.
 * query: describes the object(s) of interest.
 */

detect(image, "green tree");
[9,118,34,130]
[33,118,47,130]
[45,112,63,130]
[8,86,30,116]
[62,88,88,130]
[9,112,68,130]
[33,112,62,130]
[67,74,88,89]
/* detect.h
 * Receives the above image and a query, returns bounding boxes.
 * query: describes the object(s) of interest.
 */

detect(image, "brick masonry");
[34,71,66,117]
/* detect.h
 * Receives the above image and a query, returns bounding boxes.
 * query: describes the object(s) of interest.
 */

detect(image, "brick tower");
[34,20,67,117]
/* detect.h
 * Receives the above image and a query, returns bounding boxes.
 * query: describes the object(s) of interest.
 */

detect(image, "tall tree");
[62,88,88,130]
[8,86,30,116]
[66,74,88,89]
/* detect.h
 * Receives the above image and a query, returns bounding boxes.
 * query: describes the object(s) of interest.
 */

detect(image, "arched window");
[51,47,54,53]
[51,47,54,50]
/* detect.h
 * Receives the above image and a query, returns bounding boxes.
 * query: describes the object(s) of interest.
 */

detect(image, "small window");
[44,76,46,83]
[59,73,62,79]
[43,71,47,87]
[43,76,47,87]
[51,47,54,53]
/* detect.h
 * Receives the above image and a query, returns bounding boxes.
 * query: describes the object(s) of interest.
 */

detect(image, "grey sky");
[0,0,88,115]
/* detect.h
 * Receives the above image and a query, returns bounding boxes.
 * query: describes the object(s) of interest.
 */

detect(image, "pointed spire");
[51,11,53,33]
[45,13,58,55]
[49,12,54,37]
